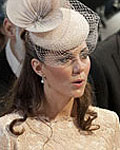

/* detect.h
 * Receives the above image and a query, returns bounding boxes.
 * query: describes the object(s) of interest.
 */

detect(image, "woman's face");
[42,41,90,98]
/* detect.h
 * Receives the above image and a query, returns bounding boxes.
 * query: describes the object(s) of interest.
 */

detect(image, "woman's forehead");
[69,42,87,53]
[47,41,87,56]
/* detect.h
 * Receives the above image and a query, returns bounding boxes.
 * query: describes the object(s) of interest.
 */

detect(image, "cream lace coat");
[0,107,120,150]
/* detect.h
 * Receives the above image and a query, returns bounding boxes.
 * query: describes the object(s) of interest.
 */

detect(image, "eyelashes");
[80,50,90,59]
[57,55,74,63]
[56,50,90,64]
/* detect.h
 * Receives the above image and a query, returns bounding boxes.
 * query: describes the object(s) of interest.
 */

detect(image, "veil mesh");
[69,0,99,52]
[29,0,100,67]
[6,0,100,67]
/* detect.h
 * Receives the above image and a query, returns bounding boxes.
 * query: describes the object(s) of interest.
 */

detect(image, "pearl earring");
[41,77,44,84]
[41,75,46,84]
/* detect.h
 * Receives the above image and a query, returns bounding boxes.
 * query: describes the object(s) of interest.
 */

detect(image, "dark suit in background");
[89,55,108,108]
[0,48,16,116]
[90,30,120,118]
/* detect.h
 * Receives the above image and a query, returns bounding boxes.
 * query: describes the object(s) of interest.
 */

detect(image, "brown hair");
[7,31,99,135]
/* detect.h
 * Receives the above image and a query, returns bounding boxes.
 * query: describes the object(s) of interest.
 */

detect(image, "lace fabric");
[0,107,120,150]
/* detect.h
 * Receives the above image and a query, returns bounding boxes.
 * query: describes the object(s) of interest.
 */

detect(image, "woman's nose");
[72,59,84,75]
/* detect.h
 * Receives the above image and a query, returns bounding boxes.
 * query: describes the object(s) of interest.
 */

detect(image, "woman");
[0,0,120,149]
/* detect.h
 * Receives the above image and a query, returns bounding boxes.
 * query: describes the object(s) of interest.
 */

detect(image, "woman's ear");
[31,58,43,76]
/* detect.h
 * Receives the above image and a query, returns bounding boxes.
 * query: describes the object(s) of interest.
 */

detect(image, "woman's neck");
[42,84,74,120]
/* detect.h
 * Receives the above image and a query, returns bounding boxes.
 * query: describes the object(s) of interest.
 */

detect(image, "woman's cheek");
[86,57,91,75]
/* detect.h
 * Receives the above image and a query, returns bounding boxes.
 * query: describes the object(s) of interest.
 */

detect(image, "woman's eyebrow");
[81,47,88,52]
[49,46,89,57]
[61,47,89,56]
[56,50,74,57]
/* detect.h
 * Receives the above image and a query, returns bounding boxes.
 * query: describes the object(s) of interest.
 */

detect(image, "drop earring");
[41,77,44,84]
[41,74,46,84]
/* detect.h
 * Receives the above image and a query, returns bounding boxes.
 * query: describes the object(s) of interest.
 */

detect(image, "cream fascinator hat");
[6,0,99,65]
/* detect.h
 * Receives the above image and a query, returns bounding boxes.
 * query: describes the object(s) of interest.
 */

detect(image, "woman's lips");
[72,79,85,88]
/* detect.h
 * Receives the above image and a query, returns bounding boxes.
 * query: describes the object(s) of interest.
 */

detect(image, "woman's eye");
[57,55,73,64]
[80,52,89,59]
[58,57,70,63]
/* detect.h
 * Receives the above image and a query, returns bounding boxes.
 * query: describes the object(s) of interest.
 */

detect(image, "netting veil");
[6,0,100,67]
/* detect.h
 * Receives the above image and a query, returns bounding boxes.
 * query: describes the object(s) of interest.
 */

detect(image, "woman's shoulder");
[92,106,118,116]
[91,106,119,127]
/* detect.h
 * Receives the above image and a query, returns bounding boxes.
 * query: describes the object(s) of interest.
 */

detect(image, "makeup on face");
[44,42,90,68]
[42,42,90,98]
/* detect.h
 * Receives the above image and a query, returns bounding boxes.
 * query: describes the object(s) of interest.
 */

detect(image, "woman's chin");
[72,90,85,98]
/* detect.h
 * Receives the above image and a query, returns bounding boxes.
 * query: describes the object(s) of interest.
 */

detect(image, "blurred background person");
[79,0,120,118]
[90,30,120,118]
[0,0,7,52]
[105,0,120,18]
[0,0,25,116]
[79,0,120,41]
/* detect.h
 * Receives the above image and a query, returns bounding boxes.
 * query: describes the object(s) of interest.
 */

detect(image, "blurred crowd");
[80,0,120,18]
